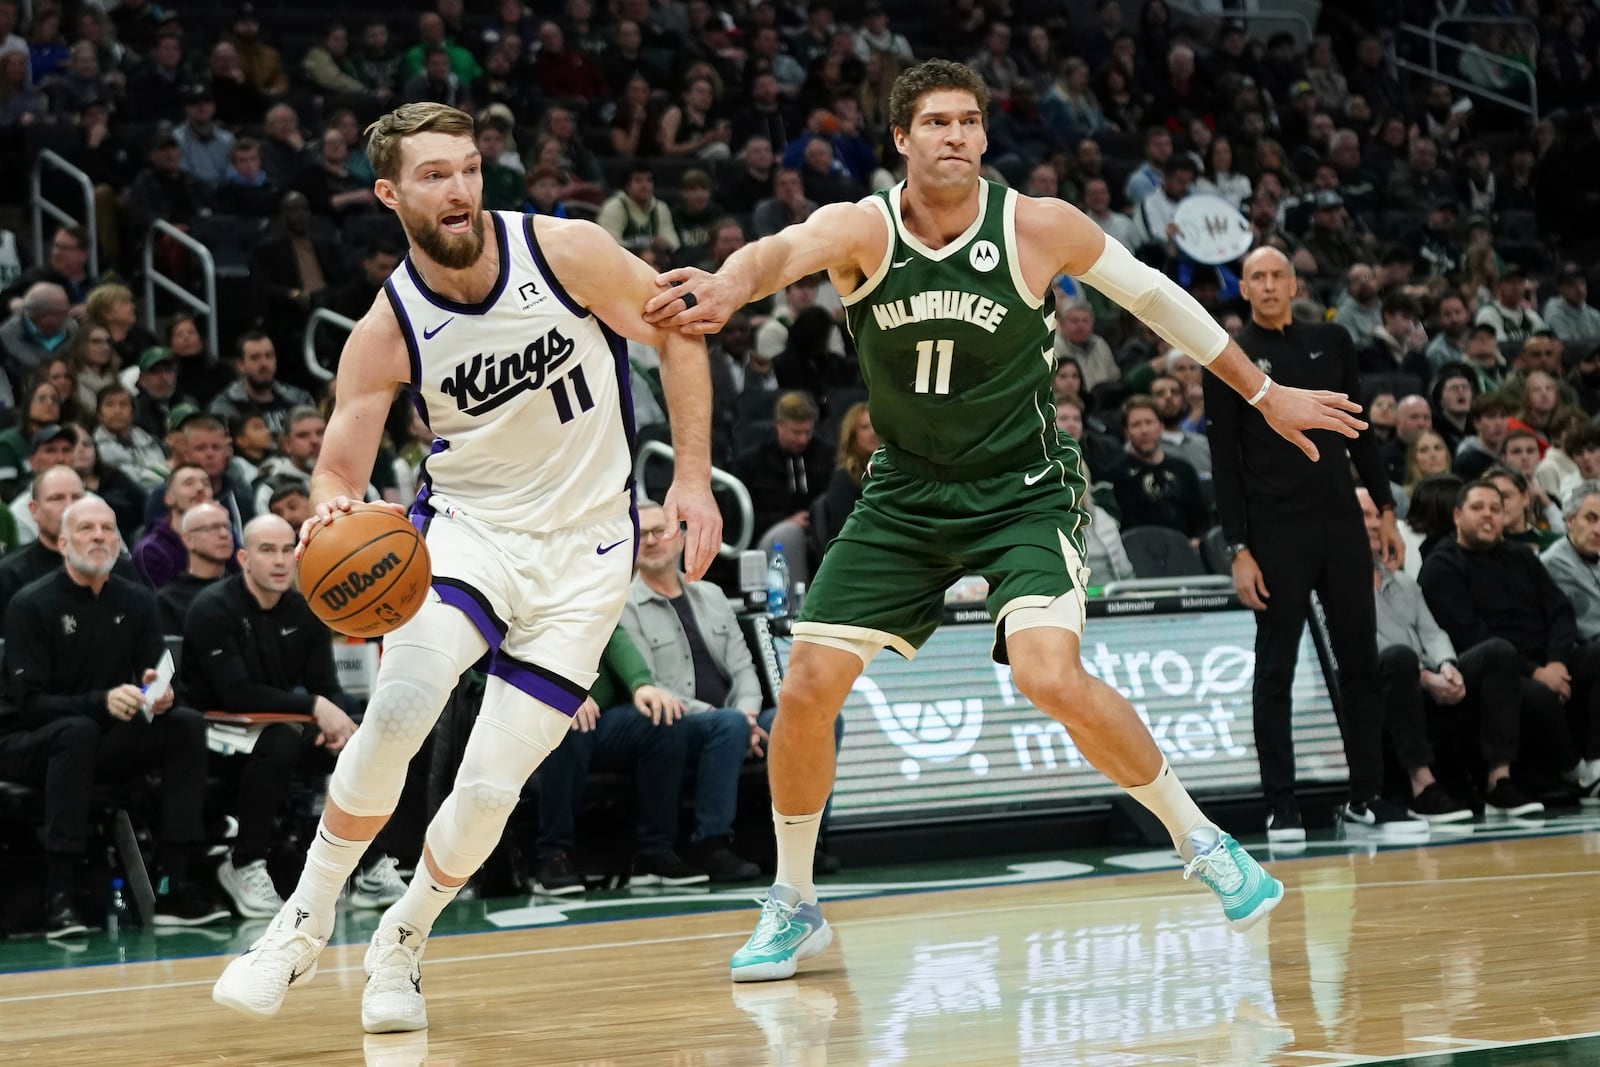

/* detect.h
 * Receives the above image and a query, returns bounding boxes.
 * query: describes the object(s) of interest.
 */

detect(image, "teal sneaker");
[1182,828,1284,932]
[730,884,833,983]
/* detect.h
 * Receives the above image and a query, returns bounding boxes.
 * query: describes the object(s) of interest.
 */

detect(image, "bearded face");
[400,197,486,270]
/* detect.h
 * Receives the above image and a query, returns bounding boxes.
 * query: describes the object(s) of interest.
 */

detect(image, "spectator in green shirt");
[477,123,524,211]
[399,11,481,84]
[531,627,705,895]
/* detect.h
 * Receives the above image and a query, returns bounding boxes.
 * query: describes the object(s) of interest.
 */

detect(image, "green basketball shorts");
[794,448,1091,664]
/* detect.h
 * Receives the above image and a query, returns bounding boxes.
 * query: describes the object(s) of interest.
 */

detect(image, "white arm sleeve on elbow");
[1076,236,1230,366]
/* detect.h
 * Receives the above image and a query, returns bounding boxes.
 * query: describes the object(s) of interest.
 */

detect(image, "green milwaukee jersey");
[842,179,1059,480]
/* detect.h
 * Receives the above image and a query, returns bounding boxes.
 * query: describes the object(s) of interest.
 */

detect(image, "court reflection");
[820,884,1292,1066]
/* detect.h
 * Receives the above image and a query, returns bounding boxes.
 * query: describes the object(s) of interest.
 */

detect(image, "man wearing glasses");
[0,226,97,313]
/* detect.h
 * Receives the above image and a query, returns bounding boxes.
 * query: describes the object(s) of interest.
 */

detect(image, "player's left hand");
[642,267,744,334]
[1255,384,1365,462]
[662,480,722,581]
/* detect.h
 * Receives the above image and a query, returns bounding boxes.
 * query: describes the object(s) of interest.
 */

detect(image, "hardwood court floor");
[2,823,1599,1066]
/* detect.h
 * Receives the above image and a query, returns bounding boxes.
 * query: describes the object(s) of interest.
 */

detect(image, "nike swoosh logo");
[1024,468,1054,485]
[280,627,296,636]
[1309,350,1323,359]
[596,539,629,554]
[423,318,454,340]
[892,258,913,268]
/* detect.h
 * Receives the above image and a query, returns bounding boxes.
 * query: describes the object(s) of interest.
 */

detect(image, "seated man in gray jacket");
[622,500,842,883]
[1541,482,1600,641]
[1361,488,1542,816]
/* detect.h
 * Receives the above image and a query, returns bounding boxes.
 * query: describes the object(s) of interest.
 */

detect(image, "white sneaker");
[362,922,429,1034]
[218,858,286,919]
[212,902,327,1018]
[348,855,408,909]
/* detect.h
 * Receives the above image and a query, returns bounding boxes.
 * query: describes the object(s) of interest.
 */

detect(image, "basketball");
[299,504,431,638]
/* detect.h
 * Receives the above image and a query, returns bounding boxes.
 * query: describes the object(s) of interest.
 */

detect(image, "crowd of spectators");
[1,0,1600,934]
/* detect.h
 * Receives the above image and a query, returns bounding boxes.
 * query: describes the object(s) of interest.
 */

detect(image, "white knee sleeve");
[426,677,575,878]
[328,603,489,818]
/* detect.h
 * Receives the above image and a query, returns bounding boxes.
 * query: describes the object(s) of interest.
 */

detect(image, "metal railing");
[1396,17,1540,121]
[304,307,357,383]
[1165,0,1314,44]
[633,438,754,558]
[31,150,99,281]
[142,221,218,357]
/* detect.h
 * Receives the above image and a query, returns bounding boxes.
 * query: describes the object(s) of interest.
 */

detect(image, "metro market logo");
[853,639,1256,782]
[853,676,987,782]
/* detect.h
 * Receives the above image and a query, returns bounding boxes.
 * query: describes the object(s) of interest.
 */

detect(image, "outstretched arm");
[640,199,887,333]
[541,217,722,579]
[1026,196,1367,461]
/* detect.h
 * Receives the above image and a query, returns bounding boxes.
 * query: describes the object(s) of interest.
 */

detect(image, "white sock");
[1123,759,1213,861]
[772,807,823,904]
[379,862,460,941]
[287,824,368,937]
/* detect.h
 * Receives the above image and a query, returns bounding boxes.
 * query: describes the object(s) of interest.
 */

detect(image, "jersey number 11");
[914,339,954,395]
[550,365,595,424]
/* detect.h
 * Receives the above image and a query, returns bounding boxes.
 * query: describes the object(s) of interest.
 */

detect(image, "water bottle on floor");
[107,877,131,937]
[767,545,790,617]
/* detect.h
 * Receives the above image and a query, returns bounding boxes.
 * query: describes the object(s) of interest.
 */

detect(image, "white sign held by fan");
[1173,194,1254,266]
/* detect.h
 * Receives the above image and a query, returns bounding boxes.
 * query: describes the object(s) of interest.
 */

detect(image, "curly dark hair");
[888,59,990,135]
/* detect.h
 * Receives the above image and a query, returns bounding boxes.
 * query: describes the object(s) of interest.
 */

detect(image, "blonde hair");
[366,103,476,184]
[774,390,819,424]
[834,402,874,485]
[83,283,133,328]
[1403,430,1448,491]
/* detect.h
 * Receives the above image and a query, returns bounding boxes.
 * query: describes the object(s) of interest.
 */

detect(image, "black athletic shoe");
[814,846,843,876]
[1340,796,1428,834]
[43,891,89,939]
[1409,782,1474,823]
[632,850,710,887]
[686,838,762,884]
[1485,778,1545,817]
[1265,802,1305,844]
[153,880,229,927]
[533,851,586,897]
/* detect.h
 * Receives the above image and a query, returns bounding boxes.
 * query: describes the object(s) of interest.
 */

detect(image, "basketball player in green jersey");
[645,60,1366,982]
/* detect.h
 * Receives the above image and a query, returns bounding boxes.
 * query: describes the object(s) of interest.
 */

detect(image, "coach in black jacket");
[0,497,222,937]
[1205,248,1413,842]
[180,515,364,918]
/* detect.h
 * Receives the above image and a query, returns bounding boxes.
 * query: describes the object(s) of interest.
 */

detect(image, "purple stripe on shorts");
[487,659,586,716]
[432,579,506,652]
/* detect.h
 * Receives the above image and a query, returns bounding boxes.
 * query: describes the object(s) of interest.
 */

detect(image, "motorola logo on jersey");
[969,240,1000,272]
[440,326,576,416]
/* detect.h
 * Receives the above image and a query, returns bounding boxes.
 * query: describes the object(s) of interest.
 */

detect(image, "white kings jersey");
[384,211,636,531]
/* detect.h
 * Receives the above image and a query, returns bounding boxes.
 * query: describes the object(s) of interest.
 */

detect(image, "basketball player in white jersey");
[213,103,721,1033]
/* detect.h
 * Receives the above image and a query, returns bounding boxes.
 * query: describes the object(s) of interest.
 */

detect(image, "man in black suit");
[1206,247,1425,842]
